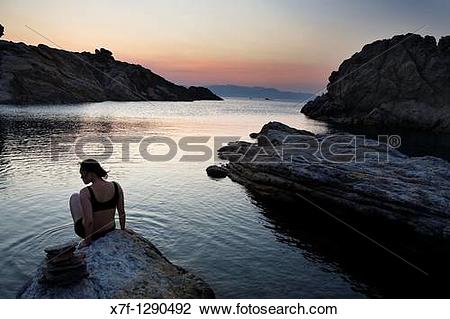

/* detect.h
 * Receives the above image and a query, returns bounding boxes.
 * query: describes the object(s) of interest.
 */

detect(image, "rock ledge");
[217,121,450,243]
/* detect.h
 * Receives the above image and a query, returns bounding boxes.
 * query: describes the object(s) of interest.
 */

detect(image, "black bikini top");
[88,181,119,212]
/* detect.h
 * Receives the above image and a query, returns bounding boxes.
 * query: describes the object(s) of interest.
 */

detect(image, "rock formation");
[0,25,4,38]
[41,242,88,286]
[0,40,222,104]
[18,230,215,298]
[215,121,450,244]
[301,34,450,132]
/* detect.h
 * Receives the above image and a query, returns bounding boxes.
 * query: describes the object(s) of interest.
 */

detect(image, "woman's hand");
[78,238,91,248]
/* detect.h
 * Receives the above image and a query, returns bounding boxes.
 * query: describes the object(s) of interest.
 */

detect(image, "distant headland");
[208,85,314,101]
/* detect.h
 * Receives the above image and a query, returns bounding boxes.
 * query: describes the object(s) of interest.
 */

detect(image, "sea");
[1,98,449,298]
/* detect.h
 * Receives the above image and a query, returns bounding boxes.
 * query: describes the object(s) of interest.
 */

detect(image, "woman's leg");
[69,193,83,222]
[70,193,85,238]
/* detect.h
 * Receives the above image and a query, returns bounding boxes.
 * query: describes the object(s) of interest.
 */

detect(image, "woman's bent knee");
[70,192,80,202]
[69,193,80,207]
[69,193,83,222]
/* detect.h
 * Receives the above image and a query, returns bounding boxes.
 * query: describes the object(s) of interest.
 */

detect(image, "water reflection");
[0,134,13,190]
[328,124,450,162]
[247,191,450,298]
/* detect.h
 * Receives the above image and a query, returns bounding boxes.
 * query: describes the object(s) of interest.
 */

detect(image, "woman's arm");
[117,182,126,230]
[79,188,94,245]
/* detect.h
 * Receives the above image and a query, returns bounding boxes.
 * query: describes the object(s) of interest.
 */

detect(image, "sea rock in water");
[206,165,228,178]
[301,34,450,132]
[18,230,215,298]
[0,40,222,104]
[217,121,450,243]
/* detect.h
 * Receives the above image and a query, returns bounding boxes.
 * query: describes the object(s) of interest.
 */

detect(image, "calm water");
[0,99,448,298]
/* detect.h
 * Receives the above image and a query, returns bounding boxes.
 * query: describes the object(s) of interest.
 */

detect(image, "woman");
[69,159,126,247]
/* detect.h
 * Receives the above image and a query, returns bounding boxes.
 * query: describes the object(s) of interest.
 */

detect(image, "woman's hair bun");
[79,159,109,178]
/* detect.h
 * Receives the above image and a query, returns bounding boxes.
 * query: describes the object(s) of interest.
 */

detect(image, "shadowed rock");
[0,40,222,105]
[206,165,228,178]
[216,122,450,243]
[302,34,450,132]
[18,230,215,298]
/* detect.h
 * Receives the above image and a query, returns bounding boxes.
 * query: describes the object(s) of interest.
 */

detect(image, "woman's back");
[86,180,118,234]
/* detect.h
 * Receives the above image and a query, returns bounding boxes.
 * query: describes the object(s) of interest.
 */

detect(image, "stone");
[206,165,228,178]
[46,252,75,263]
[18,230,215,298]
[46,260,85,273]
[0,40,222,105]
[301,33,450,132]
[39,242,88,287]
[0,24,4,38]
[216,122,450,244]
[44,241,77,256]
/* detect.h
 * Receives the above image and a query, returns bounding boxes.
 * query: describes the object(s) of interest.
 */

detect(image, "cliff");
[0,40,222,104]
[301,34,450,132]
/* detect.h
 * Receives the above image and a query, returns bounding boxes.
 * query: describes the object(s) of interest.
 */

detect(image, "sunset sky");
[2,0,450,92]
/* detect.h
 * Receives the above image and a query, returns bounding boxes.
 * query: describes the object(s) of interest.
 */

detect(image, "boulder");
[206,165,228,178]
[17,230,215,298]
[301,34,450,132]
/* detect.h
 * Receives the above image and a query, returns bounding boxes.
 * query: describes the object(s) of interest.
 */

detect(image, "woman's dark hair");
[79,159,109,178]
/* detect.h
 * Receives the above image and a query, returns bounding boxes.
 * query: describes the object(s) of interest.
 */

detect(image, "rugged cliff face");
[0,40,222,104]
[301,34,450,132]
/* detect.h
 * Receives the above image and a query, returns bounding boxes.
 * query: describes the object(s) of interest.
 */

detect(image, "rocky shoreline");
[0,40,222,105]
[18,230,215,298]
[301,34,450,132]
[213,122,450,245]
